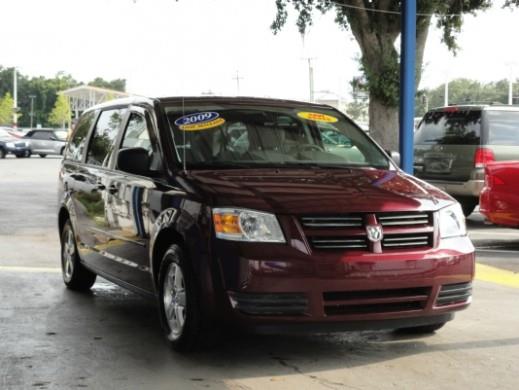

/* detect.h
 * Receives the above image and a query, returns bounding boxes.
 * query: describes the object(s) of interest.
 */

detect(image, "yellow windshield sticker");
[297,111,338,123]
[179,117,225,131]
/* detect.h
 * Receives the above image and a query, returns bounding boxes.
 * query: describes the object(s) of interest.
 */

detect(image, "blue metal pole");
[399,0,416,174]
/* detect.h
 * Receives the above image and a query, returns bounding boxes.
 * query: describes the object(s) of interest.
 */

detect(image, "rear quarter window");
[415,110,481,145]
[65,111,97,162]
[486,110,519,145]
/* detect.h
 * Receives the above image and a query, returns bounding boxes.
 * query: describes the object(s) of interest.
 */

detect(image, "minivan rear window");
[486,110,519,145]
[415,110,481,145]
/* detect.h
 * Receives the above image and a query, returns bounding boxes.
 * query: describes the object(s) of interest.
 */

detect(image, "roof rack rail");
[447,101,506,106]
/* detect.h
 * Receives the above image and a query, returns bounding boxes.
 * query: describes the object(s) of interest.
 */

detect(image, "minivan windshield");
[415,109,481,145]
[164,104,389,169]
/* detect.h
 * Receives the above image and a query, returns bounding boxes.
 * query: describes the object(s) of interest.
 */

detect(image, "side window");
[65,111,96,162]
[121,113,152,153]
[119,112,162,173]
[87,109,126,166]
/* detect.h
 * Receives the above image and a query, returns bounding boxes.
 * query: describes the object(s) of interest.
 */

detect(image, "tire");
[61,220,96,291]
[0,149,6,159]
[395,322,446,335]
[39,154,47,158]
[158,245,201,352]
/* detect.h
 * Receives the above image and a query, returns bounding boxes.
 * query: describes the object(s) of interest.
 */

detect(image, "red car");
[57,97,475,351]
[480,161,519,227]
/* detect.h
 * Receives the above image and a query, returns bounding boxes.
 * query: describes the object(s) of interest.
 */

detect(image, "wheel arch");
[150,227,188,289]
[58,206,70,240]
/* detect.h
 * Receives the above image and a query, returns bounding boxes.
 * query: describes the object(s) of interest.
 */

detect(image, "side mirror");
[117,147,150,176]
[386,150,401,167]
[49,136,57,141]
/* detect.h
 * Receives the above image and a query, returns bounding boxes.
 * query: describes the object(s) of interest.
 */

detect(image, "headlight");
[6,142,15,148]
[439,203,467,239]
[212,208,285,243]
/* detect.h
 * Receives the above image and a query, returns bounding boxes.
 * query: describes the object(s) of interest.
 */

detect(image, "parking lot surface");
[1,157,519,390]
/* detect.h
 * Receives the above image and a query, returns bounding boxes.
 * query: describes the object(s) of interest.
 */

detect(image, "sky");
[2,0,519,102]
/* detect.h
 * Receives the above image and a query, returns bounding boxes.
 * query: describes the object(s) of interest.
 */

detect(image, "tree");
[88,77,126,92]
[271,1,517,150]
[0,92,14,126]
[48,94,71,129]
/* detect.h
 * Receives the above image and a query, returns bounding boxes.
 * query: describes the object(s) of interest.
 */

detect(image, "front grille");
[383,234,431,248]
[378,213,430,226]
[301,216,363,228]
[323,287,430,316]
[15,142,26,147]
[301,211,434,252]
[436,282,472,306]
[310,237,368,250]
[228,292,308,316]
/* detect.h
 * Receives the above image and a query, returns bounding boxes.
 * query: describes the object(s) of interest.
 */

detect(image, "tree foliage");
[0,92,14,126]
[0,67,126,127]
[48,94,71,128]
[415,78,515,117]
[271,1,517,149]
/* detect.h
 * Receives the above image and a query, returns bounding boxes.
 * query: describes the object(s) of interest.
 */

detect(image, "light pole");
[13,67,18,128]
[29,95,36,128]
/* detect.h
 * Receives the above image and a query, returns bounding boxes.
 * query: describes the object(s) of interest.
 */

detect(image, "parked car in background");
[0,128,31,158]
[480,161,519,228]
[23,129,68,157]
[414,105,519,216]
[58,96,474,352]
[6,127,32,139]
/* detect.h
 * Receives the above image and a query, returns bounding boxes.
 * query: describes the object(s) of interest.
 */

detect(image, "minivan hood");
[183,168,453,214]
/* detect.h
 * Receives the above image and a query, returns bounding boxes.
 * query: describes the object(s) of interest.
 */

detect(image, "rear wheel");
[61,220,96,291]
[395,322,446,335]
[0,149,6,159]
[39,154,47,158]
[158,245,201,352]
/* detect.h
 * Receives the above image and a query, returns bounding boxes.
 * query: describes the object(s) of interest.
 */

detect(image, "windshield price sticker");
[175,112,226,131]
[298,111,338,123]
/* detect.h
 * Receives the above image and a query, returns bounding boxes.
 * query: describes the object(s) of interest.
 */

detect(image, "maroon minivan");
[58,97,474,351]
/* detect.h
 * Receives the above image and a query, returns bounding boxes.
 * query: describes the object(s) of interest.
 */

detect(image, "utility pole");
[13,67,18,128]
[29,95,36,128]
[302,57,315,103]
[232,70,243,95]
[444,79,449,106]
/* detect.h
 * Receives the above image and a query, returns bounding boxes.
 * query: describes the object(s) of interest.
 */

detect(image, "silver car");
[23,129,68,158]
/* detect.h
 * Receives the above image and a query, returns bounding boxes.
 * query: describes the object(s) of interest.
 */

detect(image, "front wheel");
[395,322,446,335]
[39,154,47,158]
[61,220,96,291]
[158,245,201,352]
[0,149,6,159]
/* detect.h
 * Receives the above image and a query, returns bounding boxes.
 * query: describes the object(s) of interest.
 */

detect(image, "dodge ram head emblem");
[366,225,383,243]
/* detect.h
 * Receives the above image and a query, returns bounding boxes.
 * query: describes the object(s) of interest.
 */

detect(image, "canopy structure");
[61,85,130,118]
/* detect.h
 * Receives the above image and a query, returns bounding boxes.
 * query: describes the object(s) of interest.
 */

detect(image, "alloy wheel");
[163,262,187,339]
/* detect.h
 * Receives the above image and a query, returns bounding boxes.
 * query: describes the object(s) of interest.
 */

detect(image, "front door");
[101,109,163,292]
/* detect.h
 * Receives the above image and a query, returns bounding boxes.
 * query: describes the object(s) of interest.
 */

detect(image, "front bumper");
[214,235,475,332]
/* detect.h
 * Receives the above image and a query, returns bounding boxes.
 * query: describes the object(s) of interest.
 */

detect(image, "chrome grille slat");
[384,236,429,242]
[301,216,363,229]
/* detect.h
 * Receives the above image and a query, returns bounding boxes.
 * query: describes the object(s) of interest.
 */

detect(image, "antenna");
[182,96,187,173]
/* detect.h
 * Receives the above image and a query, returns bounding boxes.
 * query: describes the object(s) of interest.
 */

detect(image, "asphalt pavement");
[1,156,518,390]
